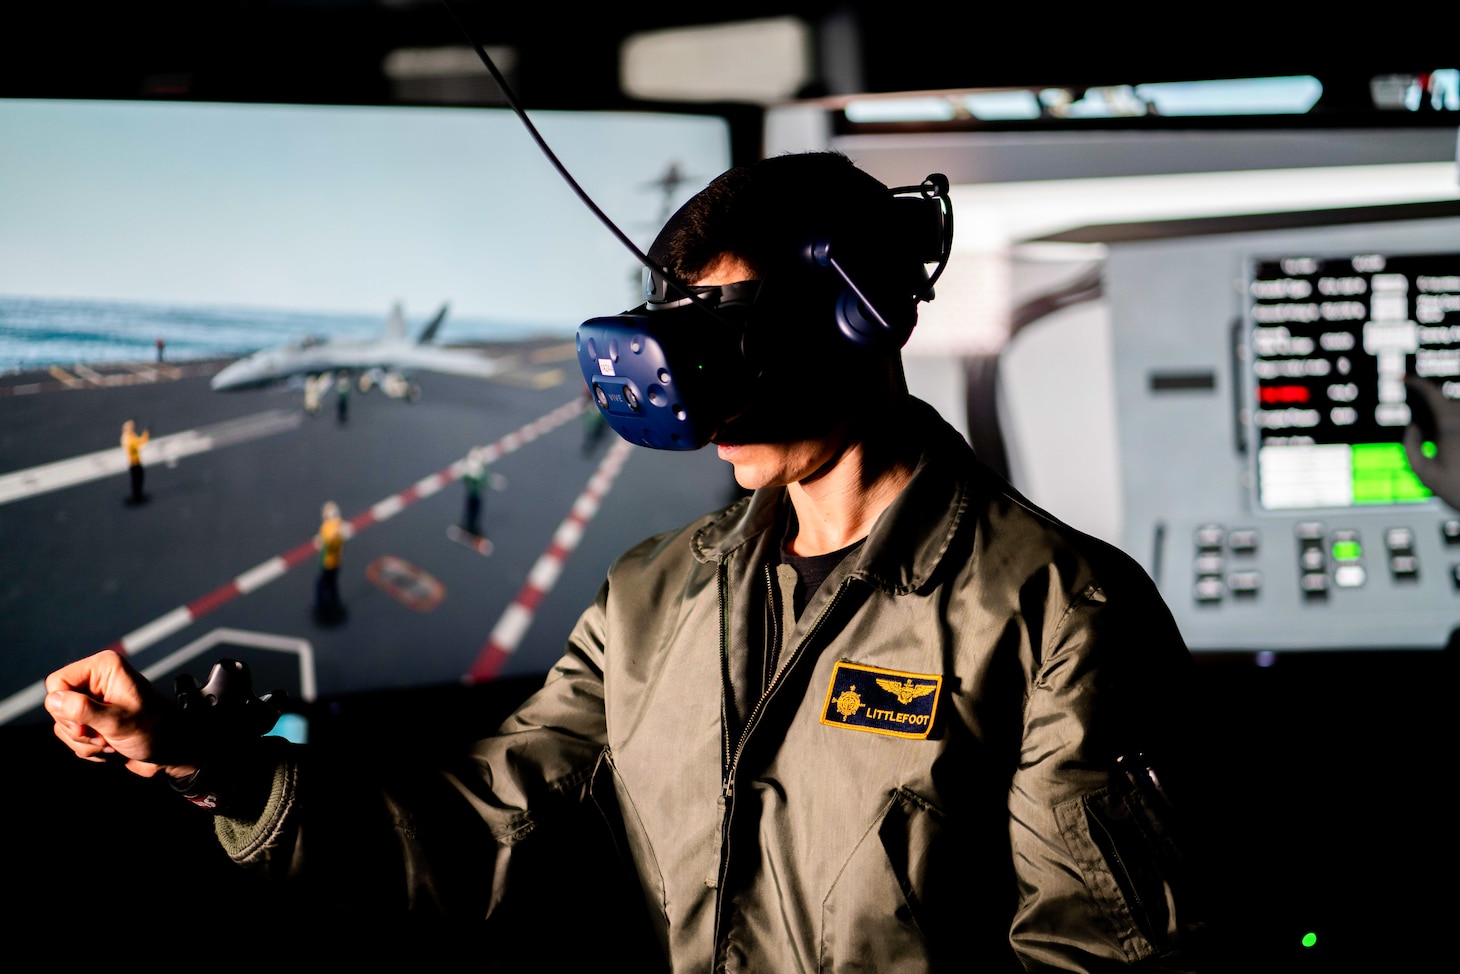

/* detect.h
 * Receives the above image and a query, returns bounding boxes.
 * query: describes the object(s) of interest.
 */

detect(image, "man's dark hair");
[649,150,903,286]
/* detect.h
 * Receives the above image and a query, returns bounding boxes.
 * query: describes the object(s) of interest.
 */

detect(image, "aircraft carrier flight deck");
[0,340,738,731]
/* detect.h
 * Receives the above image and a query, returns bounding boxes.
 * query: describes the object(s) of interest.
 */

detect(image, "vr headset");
[576,173,954,450]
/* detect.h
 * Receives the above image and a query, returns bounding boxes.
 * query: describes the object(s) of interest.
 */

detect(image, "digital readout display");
[1248,253,1460,510]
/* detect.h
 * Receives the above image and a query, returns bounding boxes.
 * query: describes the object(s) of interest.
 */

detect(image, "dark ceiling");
[6,2,1456,112]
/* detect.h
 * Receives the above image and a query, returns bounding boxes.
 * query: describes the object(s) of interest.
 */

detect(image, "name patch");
[819,660,942,739]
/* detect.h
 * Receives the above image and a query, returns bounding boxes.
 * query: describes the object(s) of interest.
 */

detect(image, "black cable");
[438,0,727,317]
[438,0,650,273]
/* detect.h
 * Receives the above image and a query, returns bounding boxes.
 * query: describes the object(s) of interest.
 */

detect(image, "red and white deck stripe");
[466,437,633,684]
[101,396,587,657]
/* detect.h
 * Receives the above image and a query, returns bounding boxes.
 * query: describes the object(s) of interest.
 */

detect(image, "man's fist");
[44,650,193,780]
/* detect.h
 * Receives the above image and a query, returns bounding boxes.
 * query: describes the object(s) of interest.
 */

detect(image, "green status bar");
[1351,443,1432,505]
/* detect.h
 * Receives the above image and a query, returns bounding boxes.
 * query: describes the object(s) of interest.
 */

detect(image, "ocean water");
[0,294,559,375]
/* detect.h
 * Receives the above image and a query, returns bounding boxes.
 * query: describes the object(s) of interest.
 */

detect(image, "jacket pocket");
[593,751,669,921]
[1053,781,1181,963]
[820,788,934,974]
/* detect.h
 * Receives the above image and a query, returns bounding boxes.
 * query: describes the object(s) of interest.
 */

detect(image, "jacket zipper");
[735,578,848,765]
[717,562,783,801]
[762,562,781,694]
[717,562,733,781]
[715,575,851,870]
[707,562,733,893]
[1089,802,1156,940]
[711,570,852,961]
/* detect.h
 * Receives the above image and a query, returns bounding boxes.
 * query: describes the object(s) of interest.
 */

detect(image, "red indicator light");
[1259,385,1310,404]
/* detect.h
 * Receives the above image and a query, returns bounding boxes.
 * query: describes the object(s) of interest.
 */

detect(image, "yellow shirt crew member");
[314,501,345,619]
[121,419,150,503]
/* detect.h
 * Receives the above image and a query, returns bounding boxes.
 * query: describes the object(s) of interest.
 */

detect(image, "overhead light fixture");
[844,96,958,123]
[842,90,1048,123]
[1133,76,1323,116]
[382,45,516,105]
[1042,85,1152,119]
[382,45,513,80]
[960,90,1043,121]
[842,76,1327,125]
[620,17,812,104]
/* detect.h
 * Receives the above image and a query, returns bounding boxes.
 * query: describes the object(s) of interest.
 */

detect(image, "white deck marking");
[0,409,303,507]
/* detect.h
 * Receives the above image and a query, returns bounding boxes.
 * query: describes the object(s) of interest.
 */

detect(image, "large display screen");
[0,97,735,729]
[1247,252,1460,510]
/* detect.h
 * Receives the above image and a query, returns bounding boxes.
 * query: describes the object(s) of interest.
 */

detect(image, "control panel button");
[1227,571,1261,596]
[1330,529,1362,563]
[1334,564,1366,588]
[1296,523,1331,601]
[1227,528,1259,554]
[1295,521,1325,543]
[1385,527,1415,552]
[1194,577,1223,603]
[1194,553,1223,576]
[1194,524,1224,550]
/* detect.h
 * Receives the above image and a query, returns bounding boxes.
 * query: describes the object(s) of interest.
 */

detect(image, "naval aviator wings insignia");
[876,677,937,705]
[820,660,942,739]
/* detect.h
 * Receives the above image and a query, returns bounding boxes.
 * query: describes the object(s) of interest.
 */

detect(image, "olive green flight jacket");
[217,399,1207,972]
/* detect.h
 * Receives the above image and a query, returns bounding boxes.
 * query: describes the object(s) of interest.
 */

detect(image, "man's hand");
[1404,375,1460,511]
[44,650,196,781]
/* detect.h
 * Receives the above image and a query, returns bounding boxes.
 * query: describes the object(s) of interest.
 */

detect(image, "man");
[336,372,350,423]
[46,152,1208,970]
[314,500,345,621]
[120,418,149,504]
[461,446,487,537]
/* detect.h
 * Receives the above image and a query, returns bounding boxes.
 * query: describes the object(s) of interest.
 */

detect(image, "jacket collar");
[691,397,976,595]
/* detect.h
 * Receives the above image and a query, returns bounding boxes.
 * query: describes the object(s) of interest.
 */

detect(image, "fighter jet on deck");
[210,302,507,403]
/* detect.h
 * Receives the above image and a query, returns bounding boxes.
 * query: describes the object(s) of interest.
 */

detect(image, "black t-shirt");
[779,506,865,618]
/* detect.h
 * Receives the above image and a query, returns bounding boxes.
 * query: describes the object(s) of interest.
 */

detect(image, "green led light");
[1424,440,1438,459]
[1331,540,1361,561]
[1302,932,1318,948]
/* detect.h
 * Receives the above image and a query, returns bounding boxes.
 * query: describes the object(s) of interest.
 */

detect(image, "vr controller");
[576,174,953,451]
[175,658,286,744]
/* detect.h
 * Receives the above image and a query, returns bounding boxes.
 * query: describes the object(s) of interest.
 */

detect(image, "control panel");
[1101,204,1460,652]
